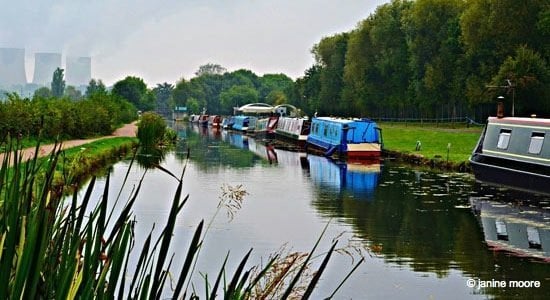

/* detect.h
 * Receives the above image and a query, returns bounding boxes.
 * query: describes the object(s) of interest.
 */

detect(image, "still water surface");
[84,124,550,299]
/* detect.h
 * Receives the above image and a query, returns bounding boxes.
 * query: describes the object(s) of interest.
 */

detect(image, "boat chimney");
[496,96,505,118]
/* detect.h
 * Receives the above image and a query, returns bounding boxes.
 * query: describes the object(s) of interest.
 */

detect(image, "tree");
[51,68,65,98]
[112,76,150,111]
[85,79,108,98]
[64,85,82,100]
[33,87,52,99]
[491,46,550,116]
[220,85,259,113]
[195,63,227,77]
[312,33,349,115]
[153,82,174,117]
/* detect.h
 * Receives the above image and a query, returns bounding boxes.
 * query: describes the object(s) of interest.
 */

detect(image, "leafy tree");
[51,68,65,98]
[491,46,550,116]
[153,82,174,117]
[312,33,349,115]
[33,87,52,99]
[195,63,227,76]
[85,79,108,98]
[258,73,294,103]
[220,85,259,113]
[64,85,82,101]
[112,76,149,111]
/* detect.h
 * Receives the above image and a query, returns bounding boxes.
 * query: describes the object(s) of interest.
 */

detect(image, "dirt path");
[1,122,137,164]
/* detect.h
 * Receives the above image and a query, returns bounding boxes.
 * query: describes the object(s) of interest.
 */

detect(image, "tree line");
[0,72,137,140]
[292,0,549,120]
[2,0,547,128]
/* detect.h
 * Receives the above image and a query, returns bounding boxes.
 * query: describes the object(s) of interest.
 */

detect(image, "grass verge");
[379,123,483,170]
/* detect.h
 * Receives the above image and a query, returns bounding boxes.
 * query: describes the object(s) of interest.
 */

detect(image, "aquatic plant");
[0,137,362,299]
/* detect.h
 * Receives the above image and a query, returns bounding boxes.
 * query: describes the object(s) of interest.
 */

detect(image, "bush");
[137,112,166,148]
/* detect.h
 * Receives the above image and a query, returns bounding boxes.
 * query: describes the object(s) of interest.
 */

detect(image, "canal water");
[82,124,550,299]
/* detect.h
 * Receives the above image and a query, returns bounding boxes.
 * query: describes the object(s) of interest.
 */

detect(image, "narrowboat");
[222,116,235,129]
[208,115,222,127]
[306,117,382,160]
[198,114,209,127]
[252,115,279,138]
[189,114,200,123]
[275,117,311,146]
[232,115,250,132]
[469,116,550,194]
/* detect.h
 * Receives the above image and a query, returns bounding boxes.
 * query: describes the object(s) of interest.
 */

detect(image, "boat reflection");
[470,197,550,262]
[306,155,381,199]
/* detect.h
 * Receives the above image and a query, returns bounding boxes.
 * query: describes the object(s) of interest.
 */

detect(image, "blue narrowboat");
[469,116,550,194]
[306,117,382,160]
[232,115,250,132]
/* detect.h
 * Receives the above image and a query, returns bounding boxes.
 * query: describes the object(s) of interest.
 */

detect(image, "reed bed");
[0,137,362,299]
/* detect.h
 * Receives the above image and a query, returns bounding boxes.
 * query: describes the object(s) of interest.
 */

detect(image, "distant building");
[65,56,91,86]
[0,48,27,88]
[33,52,62,86]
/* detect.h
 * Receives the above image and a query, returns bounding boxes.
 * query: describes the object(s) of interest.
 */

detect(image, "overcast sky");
[0,0,388,86]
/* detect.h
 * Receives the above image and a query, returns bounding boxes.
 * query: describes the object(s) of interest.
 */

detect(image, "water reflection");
[470,195,550,262]
[306,155,381,200]
[130,124,550,298]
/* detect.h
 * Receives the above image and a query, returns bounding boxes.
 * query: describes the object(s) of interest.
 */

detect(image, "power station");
[0,48,92,92]
[0,48,27,88]
[32,52,62,86]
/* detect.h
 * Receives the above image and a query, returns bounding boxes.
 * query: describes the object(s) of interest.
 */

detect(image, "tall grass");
[0,137,362,299]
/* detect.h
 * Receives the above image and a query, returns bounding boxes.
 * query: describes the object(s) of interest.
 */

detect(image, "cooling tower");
[0,48,27,87]
[65,56,91,86]
[33,52,62,86]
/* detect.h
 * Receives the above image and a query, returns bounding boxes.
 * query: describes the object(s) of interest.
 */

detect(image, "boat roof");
[314,117,376,124]
[488,117,550,127]
[235,103,274,114]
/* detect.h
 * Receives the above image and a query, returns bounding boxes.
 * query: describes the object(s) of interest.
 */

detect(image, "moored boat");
[232,115,250,132]
[469,116,550,194]
[208,115,222,127]
[198,114,209,127]
[306,117,382,161]
[275,117,311,147]
[253,115,279,138]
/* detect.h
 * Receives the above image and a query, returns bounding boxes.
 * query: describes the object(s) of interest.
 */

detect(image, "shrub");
[137,112,166,148]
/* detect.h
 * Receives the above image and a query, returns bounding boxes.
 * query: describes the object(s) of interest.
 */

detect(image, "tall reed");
[0,137,362,299]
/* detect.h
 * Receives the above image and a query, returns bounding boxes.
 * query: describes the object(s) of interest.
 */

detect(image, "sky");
[0,0,388,86]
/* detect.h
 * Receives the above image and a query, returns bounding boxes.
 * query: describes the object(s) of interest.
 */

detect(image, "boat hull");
[470,154,550,195]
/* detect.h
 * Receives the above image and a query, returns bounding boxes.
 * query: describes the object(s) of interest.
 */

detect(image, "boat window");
[496,129,512,149]
[527,226,542,250]
[528,132,545,155]
[495,219,508,241]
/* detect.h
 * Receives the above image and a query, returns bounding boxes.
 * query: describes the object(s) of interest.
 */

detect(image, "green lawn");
[379,123,483,163]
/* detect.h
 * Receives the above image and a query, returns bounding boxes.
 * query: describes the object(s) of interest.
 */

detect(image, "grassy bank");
[49,137,137,190]
[379,123,483,170]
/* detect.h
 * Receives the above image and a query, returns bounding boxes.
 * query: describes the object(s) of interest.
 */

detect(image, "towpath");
[0,122,137,164]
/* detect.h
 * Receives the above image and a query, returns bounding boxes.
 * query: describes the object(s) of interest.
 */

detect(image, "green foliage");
[137,112,166,148]
[220,85,259,113]
[195,63,227,76]
[85,79,108,98]
[33,86,52,99]
[64,85,82,101]
[112,76,152,111]
[51,67,66,98]
[0,93,136,140]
